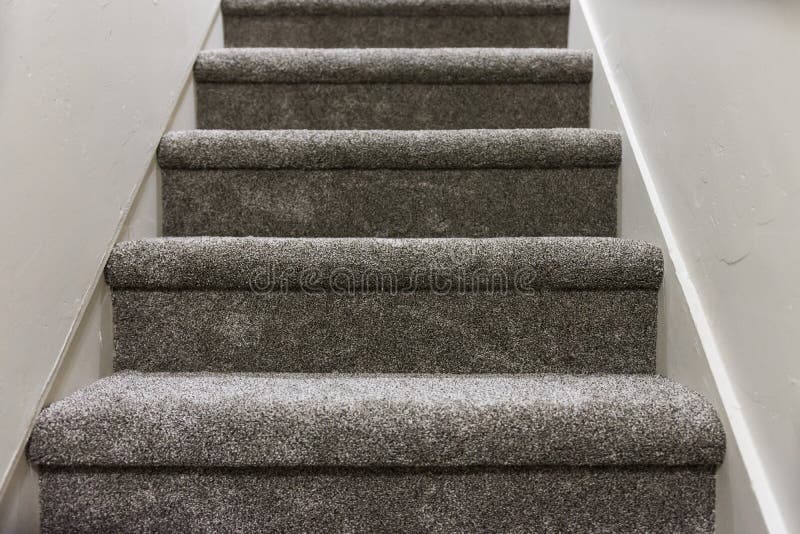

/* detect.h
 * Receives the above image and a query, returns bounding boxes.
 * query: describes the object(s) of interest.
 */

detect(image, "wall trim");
[576,1,786,532]
[0,4,222,505]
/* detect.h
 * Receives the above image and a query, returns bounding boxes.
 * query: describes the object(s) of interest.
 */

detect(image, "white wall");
[572,1,799,532]
[0,1,221,529]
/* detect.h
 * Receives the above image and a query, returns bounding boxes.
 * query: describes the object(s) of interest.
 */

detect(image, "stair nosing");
[103,236,663,291]
[158,129,620,170]
[28,371,725,469]
[193,48,592,84]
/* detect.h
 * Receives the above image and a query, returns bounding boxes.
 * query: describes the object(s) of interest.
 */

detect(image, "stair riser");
[112,289,657,373]
[162,168,617,237]
[196,83,589,129]
[224,15,568,48]
[39,466,715,534]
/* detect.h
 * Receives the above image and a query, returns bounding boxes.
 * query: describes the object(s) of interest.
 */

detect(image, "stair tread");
[222,0,571,16]
[29,372,724,468]
[158,128,620,170]
[105,236,662,290]
[194,48,592,84]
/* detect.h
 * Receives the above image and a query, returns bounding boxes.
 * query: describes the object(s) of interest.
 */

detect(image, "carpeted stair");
[28,1,726,532]
[221,0,572,48]
[30,373,723,532]
[195,48,591,129]
[158,129,621,237]
[106,237,661,374]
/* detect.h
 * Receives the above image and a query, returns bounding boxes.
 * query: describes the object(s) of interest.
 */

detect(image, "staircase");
[28,1,725,532]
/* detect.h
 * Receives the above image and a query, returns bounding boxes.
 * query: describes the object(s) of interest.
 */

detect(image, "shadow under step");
[105,237,662,374]
[221,0,571,48]
[29,372,725,533]
[194,48,592,129]
[158,129,621,237]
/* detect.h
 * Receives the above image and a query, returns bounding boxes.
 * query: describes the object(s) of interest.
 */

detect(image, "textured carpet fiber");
[105,236,662,290]
[32,373,722,532]
[220,0,571,48]
[31,3,725,532]
[106,237,661,374]
[158,129,621,237]
[198,80,589,130]
[221,0,572,17]
[193,48,592,84]
[157,129,621,170]
[110,289,657,373]
[223,14,570,48]
[29,372,724,467]
[194,48,591,129]
[39,466,716,534]
[161,167,619,237]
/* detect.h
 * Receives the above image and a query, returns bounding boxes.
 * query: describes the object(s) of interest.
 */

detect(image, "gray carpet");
[106,238,660,373]
[157,129,620,169]
[105,237,662,290]
[39,466,716,534]
[31,3,726,532]
[111,288,657,373]
[194,48,592,83]
[106,238,662,373]
[159,129,621,236]
[195,48,591,129]
[221,0,572,17]
[162,168,619,237]
[220,1,571,48]
[224,15,570,48]
[29,372,723,467]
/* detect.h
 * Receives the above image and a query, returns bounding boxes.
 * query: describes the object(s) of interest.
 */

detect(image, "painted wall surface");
[0,0,220,523]
[573,1,799,532]
[568,7,770,531]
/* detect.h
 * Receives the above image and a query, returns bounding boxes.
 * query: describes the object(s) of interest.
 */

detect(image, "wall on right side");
[571,1,799,532]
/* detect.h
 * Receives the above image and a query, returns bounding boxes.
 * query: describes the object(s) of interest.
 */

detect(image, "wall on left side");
[0,1,220,529]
